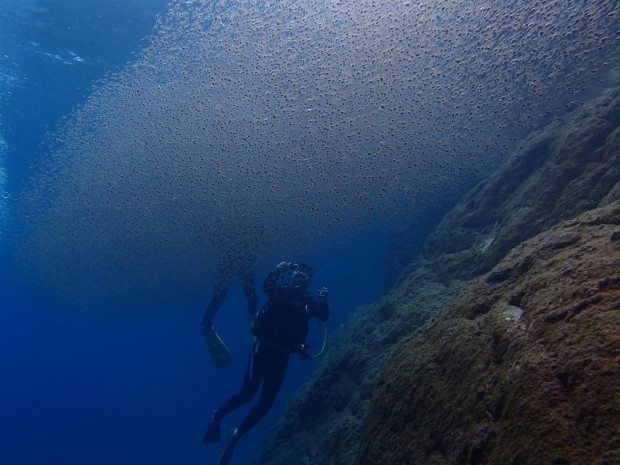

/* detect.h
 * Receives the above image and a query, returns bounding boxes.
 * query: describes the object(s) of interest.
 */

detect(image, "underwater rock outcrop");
[422,86,620,284]
[252,89,620,465]
[357,201,620,465]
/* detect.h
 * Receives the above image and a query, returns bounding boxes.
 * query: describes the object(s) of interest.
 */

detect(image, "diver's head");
[281,263,313,297]
[290,269,311,291]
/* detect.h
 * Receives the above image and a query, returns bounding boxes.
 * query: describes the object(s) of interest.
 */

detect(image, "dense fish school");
[17,0,620,311]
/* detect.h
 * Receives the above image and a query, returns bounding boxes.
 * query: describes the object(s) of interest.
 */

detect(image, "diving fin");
[217,429,239,465]
[205,325,234,368]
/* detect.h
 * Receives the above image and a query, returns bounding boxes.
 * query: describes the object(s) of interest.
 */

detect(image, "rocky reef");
[358,202,620,465]
[252,88,620,465]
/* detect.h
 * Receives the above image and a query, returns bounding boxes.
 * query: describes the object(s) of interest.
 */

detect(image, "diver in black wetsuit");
[202,261,329,465]
[201,264,258,332]
[201,244,260,368]
[201,224,270,367]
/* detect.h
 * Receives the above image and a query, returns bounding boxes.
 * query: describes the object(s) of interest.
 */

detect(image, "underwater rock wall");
[383,86,620,292]
[356,201,620,465]
[252,88,620,465]
[422,86,620,285]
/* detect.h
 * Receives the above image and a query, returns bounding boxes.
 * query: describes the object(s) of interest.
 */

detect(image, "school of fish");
[16,0,620,311]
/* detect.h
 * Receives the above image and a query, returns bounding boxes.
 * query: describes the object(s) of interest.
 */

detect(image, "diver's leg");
[235,351,289,438]
[202,272,230,331]
[216,427,239,465]
[203,342,265,444]
[239,272,258,318]
[215,342,265,420]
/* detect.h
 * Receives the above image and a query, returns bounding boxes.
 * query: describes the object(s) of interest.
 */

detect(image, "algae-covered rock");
[356,201,620,465]
[424,87,620,284]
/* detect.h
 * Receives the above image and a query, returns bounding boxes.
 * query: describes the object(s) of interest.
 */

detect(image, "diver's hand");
[295,344,312,359]
[318,287,328,303]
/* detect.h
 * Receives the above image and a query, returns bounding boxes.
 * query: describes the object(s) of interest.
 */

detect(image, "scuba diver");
[202,261,329,465]
[201,221,269,368]
[202,260,258,368]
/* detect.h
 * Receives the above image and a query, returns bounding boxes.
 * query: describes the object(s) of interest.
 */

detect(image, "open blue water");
[0,241,384,465]
[0,6,385,463]
[0,2,385,465]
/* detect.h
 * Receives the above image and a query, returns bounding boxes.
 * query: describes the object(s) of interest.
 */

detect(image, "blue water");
[0,2,387,464]
[0,242,383,465]
[0,8,386,465]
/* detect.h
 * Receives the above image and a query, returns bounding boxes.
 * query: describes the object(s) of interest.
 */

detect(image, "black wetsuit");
[212,266,329,437]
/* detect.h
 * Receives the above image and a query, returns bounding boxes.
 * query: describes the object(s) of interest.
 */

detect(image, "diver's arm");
[262,261,294,297]
[316,300,329,322]
[309,288,329,322]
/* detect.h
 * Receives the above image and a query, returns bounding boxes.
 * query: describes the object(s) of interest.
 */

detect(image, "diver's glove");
[294,343,312,359]
[318,287,328,304]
